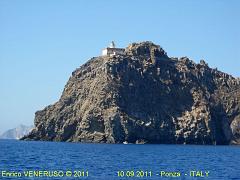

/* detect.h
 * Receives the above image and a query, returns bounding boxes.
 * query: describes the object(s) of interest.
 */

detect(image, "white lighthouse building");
[102,41,125,56]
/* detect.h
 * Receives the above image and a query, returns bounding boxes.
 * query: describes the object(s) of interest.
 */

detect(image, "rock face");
[0,125,33,139]
[22,41,240,145]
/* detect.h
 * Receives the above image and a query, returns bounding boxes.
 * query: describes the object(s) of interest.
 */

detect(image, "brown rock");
[21,42,240,145]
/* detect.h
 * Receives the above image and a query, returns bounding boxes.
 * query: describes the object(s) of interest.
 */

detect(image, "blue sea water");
[0,140,239,180]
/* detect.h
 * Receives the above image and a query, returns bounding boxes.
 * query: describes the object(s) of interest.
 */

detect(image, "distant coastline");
[0,124,33,140]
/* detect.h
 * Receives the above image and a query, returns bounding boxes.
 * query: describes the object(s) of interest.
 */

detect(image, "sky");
[0,0,240,134]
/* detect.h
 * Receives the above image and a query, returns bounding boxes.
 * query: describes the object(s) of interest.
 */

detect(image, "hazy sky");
[0,0,239,133]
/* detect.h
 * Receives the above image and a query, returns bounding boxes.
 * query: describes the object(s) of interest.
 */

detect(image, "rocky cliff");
[22,42,240,145]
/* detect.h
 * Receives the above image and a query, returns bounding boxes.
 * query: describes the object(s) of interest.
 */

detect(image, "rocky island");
[22,41,240,145]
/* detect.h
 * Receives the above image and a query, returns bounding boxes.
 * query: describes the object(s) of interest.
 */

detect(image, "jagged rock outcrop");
[22,41,240,145]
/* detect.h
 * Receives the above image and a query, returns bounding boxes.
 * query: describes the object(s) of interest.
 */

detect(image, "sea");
[0,140,239,180]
